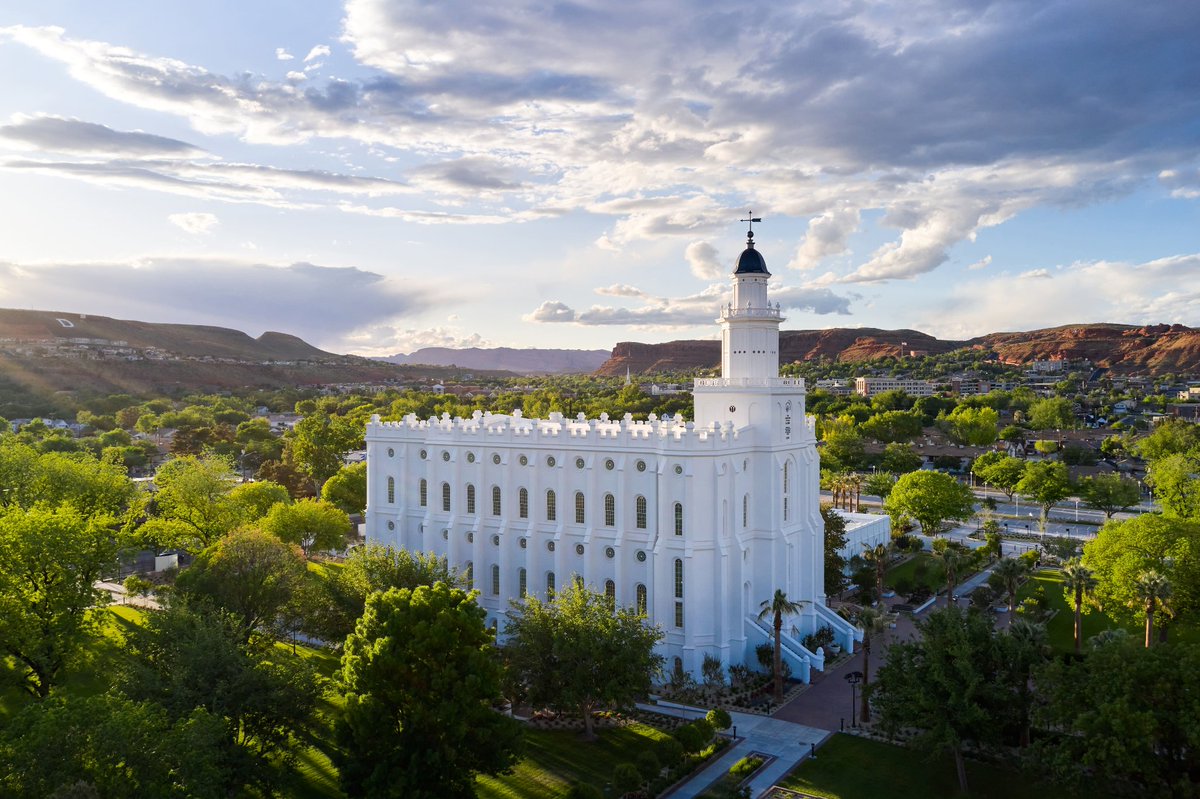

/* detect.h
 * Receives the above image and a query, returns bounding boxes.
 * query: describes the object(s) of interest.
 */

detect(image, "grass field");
[779,734,1108,799]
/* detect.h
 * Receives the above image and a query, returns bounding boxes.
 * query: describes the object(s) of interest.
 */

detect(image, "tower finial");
[740,210,762,247]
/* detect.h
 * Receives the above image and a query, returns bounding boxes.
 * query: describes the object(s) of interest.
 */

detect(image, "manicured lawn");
[884,553,945,594]
[475,724,673,799]
[779,734,1108,799]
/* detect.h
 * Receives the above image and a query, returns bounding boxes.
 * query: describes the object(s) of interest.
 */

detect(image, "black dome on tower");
[734,230,770,276]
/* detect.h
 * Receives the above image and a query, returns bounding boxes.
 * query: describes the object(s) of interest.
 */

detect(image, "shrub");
[701,653,725,688]
[635,750,661,780]
[892,576,913,597]
[565,783,604,799]
[691,718,714,744]
[706,708,732,731]
[755,643,774,670]
[730,755,764,778]
[674,723,704,754]
[728,663,754,689]
[612,762,642,794]
[656,736,684,767]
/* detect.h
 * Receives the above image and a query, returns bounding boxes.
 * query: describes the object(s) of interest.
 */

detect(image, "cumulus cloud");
[685,241,723,280]
[1018,268,1052,279]
[526,280,851,327]
[0,115,203,158]
[967,255,992,271]
[916,254,1200,339]
[788,207,860,270]
[275,48,294,61]
[0,256,431,351]
[304,45,331,62]
[168,212,219,234]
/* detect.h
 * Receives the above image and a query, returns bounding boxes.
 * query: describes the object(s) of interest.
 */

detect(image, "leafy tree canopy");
[884,471,975,535]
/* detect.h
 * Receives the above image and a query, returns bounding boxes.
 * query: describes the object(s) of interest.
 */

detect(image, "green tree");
[121,601,319,793]
[1145,452,1200,519]
[505,579,664,739]
[259,498,350,557]
[0,506,117,697]
[861,541,891,600]
[1135,570,1172,648]
[864,470,897,500]
[1033,638,1200,796]
[1136,418,1200,462]
[0,693,228,799]
[992,557,1027,612]
[228,480,291,522]
[859,410,924,444]
[879,442,923,474]
[945,405,999,446]
[1060,560,1097,656]
[145,454,242,551]
[337,583,522,798]
[1028,397,1076,430]
[321,461,368,515]
[821,504,849,595]
[1016,461,1072,531]
[974,455,1026,501]
[884,471,975,536]
[174,528,307,639]
[874,608,1012,794]
[757,589,807,703]
[841,604,893,723]
[1082,515,1200,638]
[1080,473,1141,519]
[0,440,135,519]
[288,411,363,490]
[822,428,865,471]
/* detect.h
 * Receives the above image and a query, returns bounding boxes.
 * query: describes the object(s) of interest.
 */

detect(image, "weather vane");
[740,211,762,241]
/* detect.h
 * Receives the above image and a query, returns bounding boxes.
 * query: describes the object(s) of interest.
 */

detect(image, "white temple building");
[364,225,859,681]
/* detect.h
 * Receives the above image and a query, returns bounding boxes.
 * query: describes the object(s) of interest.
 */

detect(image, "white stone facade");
[364,234,858,680]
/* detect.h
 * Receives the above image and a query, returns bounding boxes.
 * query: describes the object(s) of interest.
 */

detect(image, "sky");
[1,1,1199,357]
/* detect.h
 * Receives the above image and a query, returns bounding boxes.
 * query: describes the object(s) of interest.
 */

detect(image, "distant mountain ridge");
[380,346,610,375]
[596,323,1200,376]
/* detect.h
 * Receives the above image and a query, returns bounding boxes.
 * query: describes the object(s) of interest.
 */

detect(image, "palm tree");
[758,589,807,703]
[1134,570,1171,648]
[848,472,864,512]
[993,557,1027,612]
[1060,560,1097,655]
[1007,618,1049,747]
[861,542,891,602]
[934,547,968,601]
[847,604,894,723]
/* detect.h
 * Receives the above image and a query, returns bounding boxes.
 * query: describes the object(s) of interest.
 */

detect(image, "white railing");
[693,377,806,389]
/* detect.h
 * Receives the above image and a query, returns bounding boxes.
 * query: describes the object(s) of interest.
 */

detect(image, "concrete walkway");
[639,702,827,798]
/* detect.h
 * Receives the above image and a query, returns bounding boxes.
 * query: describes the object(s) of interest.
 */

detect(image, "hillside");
[380,346,610,375]
[596,324,1200,376]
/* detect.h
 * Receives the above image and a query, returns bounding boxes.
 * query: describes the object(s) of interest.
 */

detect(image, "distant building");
[854,377,936,397]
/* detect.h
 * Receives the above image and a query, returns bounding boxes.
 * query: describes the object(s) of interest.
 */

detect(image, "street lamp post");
[1075,499,1079,522]
[844,671,865,728]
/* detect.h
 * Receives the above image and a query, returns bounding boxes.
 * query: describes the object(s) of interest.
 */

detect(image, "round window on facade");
[492,534,500,546]
[547,541,556,552]
[547,456,557,467]
[442,451,450,462]
[519,454,528,466]
[729,405,736,413]
[605,546,615,559]
[636,460,646,472]
[674,464,683,475]
[387,447,395,458]
[419,449,428,460]
[520,538,527,549]
[605,459,615,471]
[493,453,502,465]
[387,521,395,531]
[636,550,647,563]
[575,457,585,469]
[467,452,476,463]
[575,544,585,556]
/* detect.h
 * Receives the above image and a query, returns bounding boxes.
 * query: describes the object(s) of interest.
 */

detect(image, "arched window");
[519,568,527,598]
[465,562,473,590]
[519,487,529,519]
[419,479,427,507]
[742,494,748,528]
[466,484,476,514]
[783,461,791,522]
[442,482,451,512]
[492,486,502,516]
[674,502,683,536]
[546,489,557,521]
[673,656,684,677]
[574,491,585,524]
[636,583,647,615]
[491,564,500,595]
[675,601,684,628]
[546,571,556,597]
[635,495,647,529]
[605,579,616,601]
[604,493,615,527]
[674,558,684,599]
[387,476,395,504]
